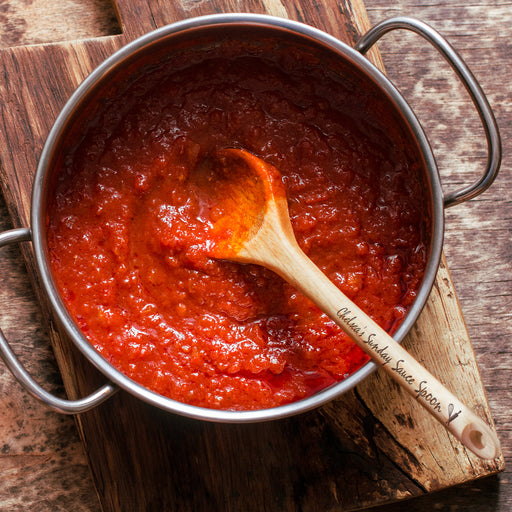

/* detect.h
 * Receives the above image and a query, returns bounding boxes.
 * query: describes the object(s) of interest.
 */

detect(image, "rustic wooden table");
[365,1,511,510]
[0,0,509,510]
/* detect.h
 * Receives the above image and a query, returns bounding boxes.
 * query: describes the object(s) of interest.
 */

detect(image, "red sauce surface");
[47,41,430,410]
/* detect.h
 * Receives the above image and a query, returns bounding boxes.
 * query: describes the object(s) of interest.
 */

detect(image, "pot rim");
[31,13,444,422]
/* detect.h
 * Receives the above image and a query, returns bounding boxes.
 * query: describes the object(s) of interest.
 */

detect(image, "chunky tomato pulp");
[47,39,430,410]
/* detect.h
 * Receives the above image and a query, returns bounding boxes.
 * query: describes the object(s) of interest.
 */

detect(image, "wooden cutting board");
[0,0,503,510]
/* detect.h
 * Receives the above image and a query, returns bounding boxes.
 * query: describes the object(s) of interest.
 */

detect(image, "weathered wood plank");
[363,0,512,510]
[0,0,120,48]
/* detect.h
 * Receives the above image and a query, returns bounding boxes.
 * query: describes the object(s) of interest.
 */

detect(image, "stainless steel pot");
[0,14,501,421]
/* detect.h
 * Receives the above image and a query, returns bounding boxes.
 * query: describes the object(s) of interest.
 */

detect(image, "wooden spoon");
[200,147,500,460]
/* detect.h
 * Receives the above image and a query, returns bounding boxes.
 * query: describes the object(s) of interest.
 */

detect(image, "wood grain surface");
[0,0,509,511]
[364,1,511,510]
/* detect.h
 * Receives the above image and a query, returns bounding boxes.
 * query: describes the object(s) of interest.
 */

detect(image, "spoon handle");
[266,236,500,460]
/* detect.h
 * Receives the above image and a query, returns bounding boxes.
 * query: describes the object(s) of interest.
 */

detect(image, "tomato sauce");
[47,39,430,410]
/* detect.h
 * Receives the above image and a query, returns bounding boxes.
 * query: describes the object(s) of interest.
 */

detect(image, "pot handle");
[0,227,118,414]
[355,17,501,208]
